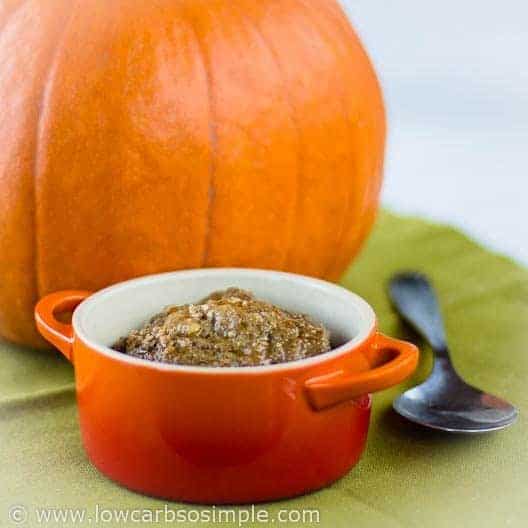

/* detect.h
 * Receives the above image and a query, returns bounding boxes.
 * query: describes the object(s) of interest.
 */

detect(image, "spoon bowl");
[393,374,518,433]
[389,272,518,433]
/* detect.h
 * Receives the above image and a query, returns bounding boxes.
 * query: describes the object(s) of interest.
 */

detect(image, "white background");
[341,0,527,264]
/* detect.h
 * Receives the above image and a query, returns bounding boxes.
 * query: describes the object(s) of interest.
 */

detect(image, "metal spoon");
[389,272,518,433]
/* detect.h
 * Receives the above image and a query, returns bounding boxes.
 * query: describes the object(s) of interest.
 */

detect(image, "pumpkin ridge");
[0,0,28,33]
[239,6,302,270]
[312,0,385,275]
[309,0,386,277]
[33,0,77,300]
[185,17,218,268]
[295,0,354,276]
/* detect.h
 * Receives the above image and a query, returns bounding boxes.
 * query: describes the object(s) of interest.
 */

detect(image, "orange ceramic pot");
[35,269,418,504]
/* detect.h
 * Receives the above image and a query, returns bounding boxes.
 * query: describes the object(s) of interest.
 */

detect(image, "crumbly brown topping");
[113,288,330,367]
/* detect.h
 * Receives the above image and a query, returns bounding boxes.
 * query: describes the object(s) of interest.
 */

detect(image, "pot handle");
[304,333,419,410]
[35,291,92,362]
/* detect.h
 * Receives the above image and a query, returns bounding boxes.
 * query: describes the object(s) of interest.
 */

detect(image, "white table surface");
[341,0,527,265]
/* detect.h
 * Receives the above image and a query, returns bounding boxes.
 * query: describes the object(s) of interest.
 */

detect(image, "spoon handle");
[388,272,448,353]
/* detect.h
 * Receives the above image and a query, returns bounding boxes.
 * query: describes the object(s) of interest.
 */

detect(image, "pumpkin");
[0,0,385,347]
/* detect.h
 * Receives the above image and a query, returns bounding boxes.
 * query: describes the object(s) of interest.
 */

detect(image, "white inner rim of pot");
[73,268,376,374]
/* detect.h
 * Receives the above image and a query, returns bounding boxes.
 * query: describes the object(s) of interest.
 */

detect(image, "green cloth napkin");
[1,210,527,527]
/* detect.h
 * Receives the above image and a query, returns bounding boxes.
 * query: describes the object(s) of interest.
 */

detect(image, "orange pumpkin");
[0,0,385,347]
